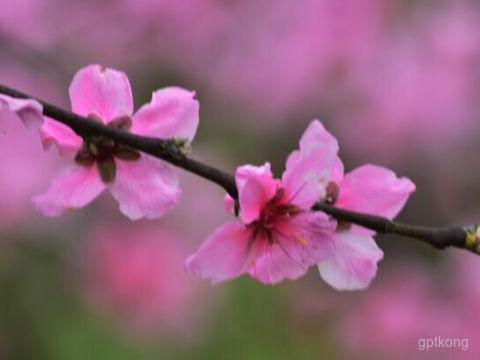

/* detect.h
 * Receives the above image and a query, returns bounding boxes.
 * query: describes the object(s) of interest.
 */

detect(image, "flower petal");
[40,118,82,157]
[282,120,339,209]
[184,221,252,284]
[236,163,279,224]
[318,230,383,290]
[224,194,236,214]
[132,87,199,142]
[69,64,133,122]
[248,212,335,284]
[336,165,416,219]
[236,163,277,192]
[32,165,105,217]
[0,94,43,128]
[108,156,181,220]
[331,157,345,184]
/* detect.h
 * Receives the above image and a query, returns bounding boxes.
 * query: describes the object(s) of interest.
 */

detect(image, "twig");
[0,84,238,198]
[1,82,478,255]
[313,203,480,254]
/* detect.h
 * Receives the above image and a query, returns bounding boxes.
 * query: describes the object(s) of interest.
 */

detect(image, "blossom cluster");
[0,64,415,290]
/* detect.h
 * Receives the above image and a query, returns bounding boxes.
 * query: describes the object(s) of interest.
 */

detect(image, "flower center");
[74,114,141,183]
[248,188,302,244]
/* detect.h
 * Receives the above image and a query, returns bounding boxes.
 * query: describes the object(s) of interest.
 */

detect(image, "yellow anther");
[294,234,308,246]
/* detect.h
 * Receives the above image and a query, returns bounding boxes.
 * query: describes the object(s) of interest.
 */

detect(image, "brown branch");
[0,83,238,199]
[1,82,478,255]
[313,203,480,254]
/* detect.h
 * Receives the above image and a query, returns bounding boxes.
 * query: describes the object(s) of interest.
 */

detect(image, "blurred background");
[0,0,480,359]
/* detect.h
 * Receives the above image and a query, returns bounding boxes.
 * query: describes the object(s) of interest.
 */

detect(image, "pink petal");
[69,64,133,122]
[132,87,199,142]
[0,94,43,128]
[318,230,383,290]
[236,163,279,224]
[224,194,235,214]
[32,165,105,217]
[184,221,252,284]
[282,120,339,209]
[331,157,345,184]
[236,163,278,192]
[248,212,335,284]
[298,120,338,151]
[40,118,82,157]
[336,165,416,219]
[108,156,181,220]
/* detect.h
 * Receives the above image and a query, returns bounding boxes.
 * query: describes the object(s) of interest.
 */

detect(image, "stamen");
[293,234,308,246]
[276,239,308,270]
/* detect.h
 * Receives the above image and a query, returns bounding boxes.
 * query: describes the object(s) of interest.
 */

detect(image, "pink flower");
[32,64,199,220]
[186,120,415,288]
[0,94,43,128]
[318,162,415,290]
[185,120,338,284]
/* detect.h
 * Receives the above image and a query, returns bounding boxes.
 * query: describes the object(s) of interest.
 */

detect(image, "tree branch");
[1,82,478,255]
[0,84,238,199]
[314,203,480,254]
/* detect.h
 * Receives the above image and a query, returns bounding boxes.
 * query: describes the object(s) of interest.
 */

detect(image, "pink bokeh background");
[0,0,479,359]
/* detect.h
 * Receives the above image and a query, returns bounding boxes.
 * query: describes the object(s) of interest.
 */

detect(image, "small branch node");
[465,225,480,254]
